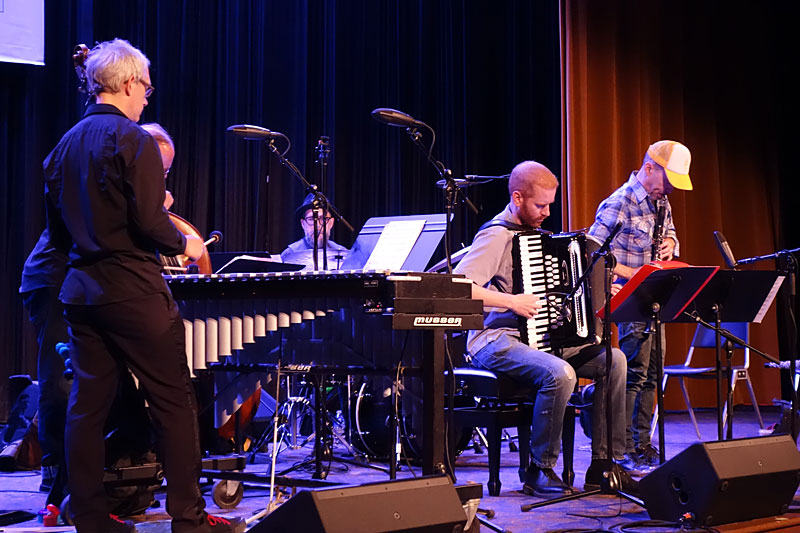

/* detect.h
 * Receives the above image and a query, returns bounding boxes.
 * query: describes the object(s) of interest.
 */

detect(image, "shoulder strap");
[477,219,553,235]
[477,219,528,233]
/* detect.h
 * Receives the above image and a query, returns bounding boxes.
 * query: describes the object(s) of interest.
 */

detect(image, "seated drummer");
[280,193,349,270]
[453,160,636,497]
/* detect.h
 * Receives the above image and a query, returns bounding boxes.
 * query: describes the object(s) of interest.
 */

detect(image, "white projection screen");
[0,0,45,65]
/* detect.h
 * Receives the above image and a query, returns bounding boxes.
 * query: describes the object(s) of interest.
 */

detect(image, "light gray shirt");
[454,204,524,355]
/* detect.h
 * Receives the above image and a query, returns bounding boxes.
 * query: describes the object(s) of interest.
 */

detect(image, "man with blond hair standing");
[43,38,242,532]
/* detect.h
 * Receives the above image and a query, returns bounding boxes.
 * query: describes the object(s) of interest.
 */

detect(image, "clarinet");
[651,198,666,261]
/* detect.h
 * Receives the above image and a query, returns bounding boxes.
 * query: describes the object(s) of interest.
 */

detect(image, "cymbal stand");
[248,374,315,462]
[277,374,390,479]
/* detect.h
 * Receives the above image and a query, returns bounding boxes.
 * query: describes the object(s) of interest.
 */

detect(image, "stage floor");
[1,407,798,532]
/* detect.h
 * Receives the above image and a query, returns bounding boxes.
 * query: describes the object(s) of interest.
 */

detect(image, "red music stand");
[600,261,719,463]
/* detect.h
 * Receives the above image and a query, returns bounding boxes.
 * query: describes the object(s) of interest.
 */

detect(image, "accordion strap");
[478,219,552,234]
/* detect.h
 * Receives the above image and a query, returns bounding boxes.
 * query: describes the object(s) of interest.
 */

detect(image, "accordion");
[511,230,601,353]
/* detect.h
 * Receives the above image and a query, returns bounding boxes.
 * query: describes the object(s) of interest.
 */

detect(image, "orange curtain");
[561,1,794,409]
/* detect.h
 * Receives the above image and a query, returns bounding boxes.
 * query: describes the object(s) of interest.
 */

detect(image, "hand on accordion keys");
[508,292,543,319]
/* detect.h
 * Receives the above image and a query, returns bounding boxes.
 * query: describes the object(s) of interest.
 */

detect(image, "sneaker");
[521,465,574,498]
[636,443,661,467]
[39,465,57,493]
[584,460,639,496]
[204,514,246,533]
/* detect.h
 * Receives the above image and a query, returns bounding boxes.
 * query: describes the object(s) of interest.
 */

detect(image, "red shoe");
[103,514,136,532]
[205,514,246,533]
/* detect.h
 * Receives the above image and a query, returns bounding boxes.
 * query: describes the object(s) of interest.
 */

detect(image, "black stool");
[448,368,577,496]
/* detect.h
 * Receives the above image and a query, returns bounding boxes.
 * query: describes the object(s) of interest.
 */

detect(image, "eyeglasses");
[139,79,154,97]
[303,216,332,224]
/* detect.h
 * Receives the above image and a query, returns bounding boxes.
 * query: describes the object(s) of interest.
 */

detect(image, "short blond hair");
[86,38,150,96]
[508,160,559,197]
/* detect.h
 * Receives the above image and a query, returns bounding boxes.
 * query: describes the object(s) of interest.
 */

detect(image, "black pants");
[22,286,70,506]
[65,292,206,532]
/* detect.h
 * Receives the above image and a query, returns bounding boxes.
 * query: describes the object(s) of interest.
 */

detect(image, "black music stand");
[341,213,450,271]
[603,263,718,463]
[674,270,784,440]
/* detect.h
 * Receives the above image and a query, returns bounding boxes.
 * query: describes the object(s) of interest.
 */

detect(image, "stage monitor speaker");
[639,435,800,526]
[249,475,467,532]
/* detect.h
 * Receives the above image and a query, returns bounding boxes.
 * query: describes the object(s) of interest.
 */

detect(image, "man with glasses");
[42,38,243,532]
[18,123,174,518]
[589,140,693,474]
[280,193,350,270]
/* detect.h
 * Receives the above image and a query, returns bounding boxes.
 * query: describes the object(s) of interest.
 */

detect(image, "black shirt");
[19,228,69,293]
[44,103,186,305]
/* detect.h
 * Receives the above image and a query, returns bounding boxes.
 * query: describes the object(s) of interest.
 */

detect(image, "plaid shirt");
[588,172,679,272]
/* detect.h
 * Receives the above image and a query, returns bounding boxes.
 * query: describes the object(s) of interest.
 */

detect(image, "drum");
[350,376,472,462]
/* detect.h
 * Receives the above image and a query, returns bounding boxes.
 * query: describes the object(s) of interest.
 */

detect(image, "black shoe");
[584,460,639,495]
[522,466,574,498]
[618,452,652,476]
[203,514,246,533]
[636,443,660,467]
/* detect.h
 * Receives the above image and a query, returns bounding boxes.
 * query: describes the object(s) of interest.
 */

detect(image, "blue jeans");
[618,321,665,451]
[471,333,626,469]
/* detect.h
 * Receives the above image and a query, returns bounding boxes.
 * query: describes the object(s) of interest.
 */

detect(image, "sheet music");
[215,254,282,274]
[753,275,785,323]
[363,219,426,270]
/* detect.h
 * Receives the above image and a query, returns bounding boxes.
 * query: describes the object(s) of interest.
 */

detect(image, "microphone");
[371,108,424,128]
[227,124,284,140]
[713,231,737,269]
[204,231,223,247]
[463,174,509,180]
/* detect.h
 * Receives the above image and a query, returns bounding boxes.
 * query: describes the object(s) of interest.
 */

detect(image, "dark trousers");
[65,292,206,532]
[22,287,70,506]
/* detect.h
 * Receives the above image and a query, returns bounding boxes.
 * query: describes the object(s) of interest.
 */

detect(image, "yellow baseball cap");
[647,140,692,191]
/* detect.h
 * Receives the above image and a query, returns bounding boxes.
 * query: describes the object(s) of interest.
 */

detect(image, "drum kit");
[249,370,475,476]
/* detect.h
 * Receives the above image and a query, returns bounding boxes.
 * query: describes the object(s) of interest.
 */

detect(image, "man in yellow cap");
[588,140,692,473]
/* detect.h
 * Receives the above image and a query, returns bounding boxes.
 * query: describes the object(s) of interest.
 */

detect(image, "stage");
[1,407,798,532]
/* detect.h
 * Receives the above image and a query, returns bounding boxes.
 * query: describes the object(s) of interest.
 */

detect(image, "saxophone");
[651,198,666,261]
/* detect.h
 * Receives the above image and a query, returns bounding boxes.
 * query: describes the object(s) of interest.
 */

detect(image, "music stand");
[602,262,718,463]
[341,213,450,271]
[674,270,784,439]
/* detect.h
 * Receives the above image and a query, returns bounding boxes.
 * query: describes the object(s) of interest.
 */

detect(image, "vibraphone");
[164,269,483,475]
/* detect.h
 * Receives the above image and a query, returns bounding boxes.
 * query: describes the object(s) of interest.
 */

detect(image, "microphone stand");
[399,123,478,483]
[315,136,331,270]
[402,125,478,274]
[680,310,781,439]
[264,138,354,271]
[734,247,799,441]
